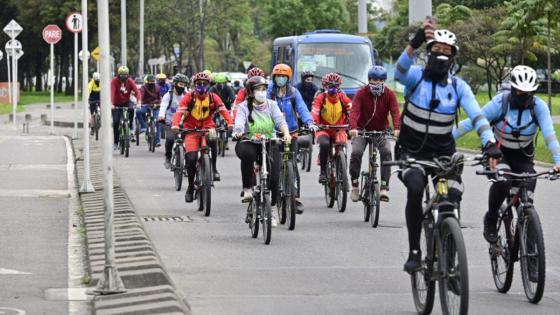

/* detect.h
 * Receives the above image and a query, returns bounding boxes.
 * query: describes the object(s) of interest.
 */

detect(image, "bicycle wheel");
[519,206,545,304]
[202,154,212,217]
[335,152,348,212]
[124,122,130,158]
[439,217,469,315]
[300,151,306,170]
[324,160,335,208]
[173,145,185,191]
[277,166,287,225]
[262,193,272,245]
[196,165,204,212]
[286,162,297,231]
[411,219,436,315]
[220,131,227,157]
[135,119,140,146]
[305,147,312,172]
[249,198,259,238]
[119,122,125,155]
[362,178,371,222]
[370,180,381,228]
[94,113,100,141]
[490,205,514,293]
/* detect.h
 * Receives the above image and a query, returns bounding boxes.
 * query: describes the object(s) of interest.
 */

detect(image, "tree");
[433,0,502,9]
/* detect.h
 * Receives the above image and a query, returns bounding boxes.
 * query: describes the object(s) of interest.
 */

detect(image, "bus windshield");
[296,43,372,89]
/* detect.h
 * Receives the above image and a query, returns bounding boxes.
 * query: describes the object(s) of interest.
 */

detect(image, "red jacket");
[172,92,233,129]
[111,77,141,106]
[349,85,400,131]
[234,87,247,105]
[311,92,352,126]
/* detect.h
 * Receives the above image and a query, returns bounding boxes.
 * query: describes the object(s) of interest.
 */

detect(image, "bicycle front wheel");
[135,119,140,146]
[286,162,297,231]
[173,145,185,191]
[335,152,348,213]
[262,193,272,245]
[249,198,259,238]
[411,219,435,315]
[520,206,545,304]
[439,217,469,315]
[324,161,335,208]
[305,147,312,172]
[202,154,212,217]
[490,205,514,293]
[370,181,381,228]
[220,131,227,157]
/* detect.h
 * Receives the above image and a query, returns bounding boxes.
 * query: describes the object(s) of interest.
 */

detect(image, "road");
[113,136,560,315]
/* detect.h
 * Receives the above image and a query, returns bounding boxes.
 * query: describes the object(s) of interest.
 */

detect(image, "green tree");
[433,0,502,9]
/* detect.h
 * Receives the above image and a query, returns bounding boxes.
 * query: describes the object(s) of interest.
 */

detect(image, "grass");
[0,91,79,115]
[0,104,24,115]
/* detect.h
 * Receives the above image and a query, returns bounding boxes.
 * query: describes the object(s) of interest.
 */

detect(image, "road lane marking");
[0,268,31,275]
[0,164,67,171]
[0,189,70,198]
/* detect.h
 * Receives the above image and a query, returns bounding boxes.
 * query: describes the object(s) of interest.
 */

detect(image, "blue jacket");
[158,82,171,97]
[394,49,495,154]
[267,83,313,132]
[454,93,560,165]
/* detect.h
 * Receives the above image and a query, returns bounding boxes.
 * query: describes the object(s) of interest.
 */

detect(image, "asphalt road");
[113,136,560,315]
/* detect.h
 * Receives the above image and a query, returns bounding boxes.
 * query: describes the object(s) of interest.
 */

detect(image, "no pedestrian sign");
[66,12,83,33]
[43,25,62,44]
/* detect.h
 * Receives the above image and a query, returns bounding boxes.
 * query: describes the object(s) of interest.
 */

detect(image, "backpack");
[187,91,215,113]
[490,90,538,129]
[320,92,349,117]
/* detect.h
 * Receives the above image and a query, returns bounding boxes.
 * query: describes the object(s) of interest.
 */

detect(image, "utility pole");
[409,0,432,25]
[120,0,127,67]
[358,0,367,36]
[80,0,94,193]
[138,0,144,77]
[198,0,205,71]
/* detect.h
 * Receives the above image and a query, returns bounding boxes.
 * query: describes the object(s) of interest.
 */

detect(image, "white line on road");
[0,189,70,198]
[0,268,31,275]
[0,164,67,171]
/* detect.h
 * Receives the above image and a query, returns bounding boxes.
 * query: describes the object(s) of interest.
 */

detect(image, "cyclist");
[88,72,101,136]
[209,73,236,111]
[349,66,400,203]
[111,66,142,150]
[171,72,233,203]
[234,67,265,107]
[268,63,318,214]
[233,76,291,226]
[156,73,171,97]
[454,65,560,243]
[136,74,162,146]
[394,19,500,273]
[232,80,242,94]
[296,71,318,111]
[312,73,352,184]
[159,73,189,168]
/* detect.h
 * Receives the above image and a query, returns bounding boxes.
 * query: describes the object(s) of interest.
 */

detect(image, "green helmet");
[214,73,228,84]
[117,66,129,75]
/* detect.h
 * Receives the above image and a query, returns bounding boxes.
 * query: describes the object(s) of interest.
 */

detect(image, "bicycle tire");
[370,181,381,228]
[262,193,272,245]
[286,162,297,231]
[124,122,130,158]
[362,179,371,222]
[490,205,514,293]
[305,147,312,172]
[411,219,436,315]
[439,217,469,315]
[94,113,100,141]
[202,154,212,217]
[220,131,227,157]
[119,121,125,155]
[196,163,204,212]
[135,119,140,146]
[300,151,306,170]
[324,160,335,208]
[335,152,348,212]
[173,145,185,191]
[277,166,287,225]
[519,206,545,304]
[249,198,259,238]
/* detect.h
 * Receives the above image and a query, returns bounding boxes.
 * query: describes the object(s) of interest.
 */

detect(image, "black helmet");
[173,73,189,84]
[244,76,267,96]
[301,71,314,81]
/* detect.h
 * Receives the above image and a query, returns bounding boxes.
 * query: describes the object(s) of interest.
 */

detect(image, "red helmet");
[322,72,342,88]
[247,67,265,79]
[192,72,210,83]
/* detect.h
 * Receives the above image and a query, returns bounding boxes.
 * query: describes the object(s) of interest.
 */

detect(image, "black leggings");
[235,141,280,202]
[164,125,175,160]
[318,135,331,173]
[112,107,134,145]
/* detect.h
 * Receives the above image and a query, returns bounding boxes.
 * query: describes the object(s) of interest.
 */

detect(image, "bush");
[460,66,487,95]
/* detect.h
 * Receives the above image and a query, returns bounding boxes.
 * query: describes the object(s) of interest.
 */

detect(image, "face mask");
[94,80,100,85]
[217,84,224,90]
[327,87,338,96]
[119,75,128,82]
[158,80,166,86]
[369,82,384,96]
[147,83,156,88]
[274,76,288,87]
[175,86,185,94]
[195,84,208,95]
[425,52,454,81]
[511,90,533,109]
[254,90,267,104]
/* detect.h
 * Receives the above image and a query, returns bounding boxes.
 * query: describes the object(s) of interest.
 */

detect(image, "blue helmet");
[368,66,387,80]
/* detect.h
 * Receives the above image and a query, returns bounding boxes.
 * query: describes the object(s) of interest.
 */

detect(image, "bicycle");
[215,114,228,157]
[358,130,392,228]
[384,154,469,315]
[276,138,297,230]
[170,130,187,191]
[318,124,349,212]
[297,133,313,173]
[90,101,101,141]
[134,117,141,146]
[475,164,558,304]
[238,135,276,245]
[145,108,158,152]
[179,128,213,216]
[116,107,131,158]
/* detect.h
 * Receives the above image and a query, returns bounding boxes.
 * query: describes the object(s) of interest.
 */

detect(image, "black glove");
[409,28,426,49]
[485,142,502,159]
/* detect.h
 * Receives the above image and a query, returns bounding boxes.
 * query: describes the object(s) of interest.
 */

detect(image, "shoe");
[351,187,360,202]
[483,212,498,243]
[113,144,118,151]
[90,128,94,136]
[213,171,221,182]
[225,146,229,150]
[380,189,389,202]
[130,137,136,143]
[271,213,278,227]
[241,188,253,203]
[164,159,171,170]
[155,142,161,147]
[295,200,304,214]
[318,173,327,184]
[185,187,194,203]
[403,250,423,274]
[140,128,146,134]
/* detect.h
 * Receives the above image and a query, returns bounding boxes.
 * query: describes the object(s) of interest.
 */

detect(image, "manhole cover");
[142,215,191,222]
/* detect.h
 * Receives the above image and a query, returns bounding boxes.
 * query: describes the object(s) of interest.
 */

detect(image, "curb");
[43,120,84,128]
[72,138,191,315]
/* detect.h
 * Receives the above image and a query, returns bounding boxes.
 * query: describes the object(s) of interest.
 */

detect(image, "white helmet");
[510,65,539,92]
[427,29,459,54]
[92,72,100,80]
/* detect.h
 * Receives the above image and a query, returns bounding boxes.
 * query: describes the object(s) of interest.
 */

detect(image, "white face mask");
[254,90,267,104]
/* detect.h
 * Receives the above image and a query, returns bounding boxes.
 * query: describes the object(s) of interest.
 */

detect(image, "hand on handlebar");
[349,129,358,138]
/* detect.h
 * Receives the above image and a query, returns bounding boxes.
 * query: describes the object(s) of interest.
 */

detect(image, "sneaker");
[113,144,119,151]
[164,159,171,170]
[380,189,390,202]
[90,128,94,136]
[271,213,278,227]
[351,187,360,202]
[318,173,327,184]
[155,142,161,147]
[241,188,253,203]
[404,250,422,274]
[213,171,221,182]
[483,212,498,244]
[185,187,194,203]
[295,200,304,214]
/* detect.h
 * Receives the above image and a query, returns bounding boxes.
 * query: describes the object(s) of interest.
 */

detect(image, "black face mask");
[511,90,533,109]
[425,52,454,82]
[119,75,128,82]
[175,86,185,94]
[94,80,100,85]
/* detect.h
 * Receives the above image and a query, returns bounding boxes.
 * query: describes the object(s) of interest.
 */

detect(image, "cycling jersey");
[172,92,232,129]
[234,99,288,139]
[349,85,400,131]
[88,80,101,102]
[312,92,351,126]
[111,77,141,106]
[159,90,186,125]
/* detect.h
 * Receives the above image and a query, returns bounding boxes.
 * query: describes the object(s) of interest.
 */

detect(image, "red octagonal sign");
[42,25,62,44]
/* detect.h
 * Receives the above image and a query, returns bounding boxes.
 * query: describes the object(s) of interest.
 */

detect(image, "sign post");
[3,20,23,128]
[80,0,94,193]
[43,25,62,135]
[66,12,83,139]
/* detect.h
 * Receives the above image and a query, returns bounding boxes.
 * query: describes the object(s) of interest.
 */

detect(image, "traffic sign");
[43,25,62,44]
[147,58,158,66]
[5,39,22,54]
[3,20,23,39]
[66,12,83,33]
[243,61,252,71]
[79,49,90,61]
[91,47,100,61]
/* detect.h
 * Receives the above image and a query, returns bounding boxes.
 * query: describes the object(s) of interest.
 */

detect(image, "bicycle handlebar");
[475,169,559,181]
[383,154,466,176]
[317,124,349,130]
[357,129,393,137]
